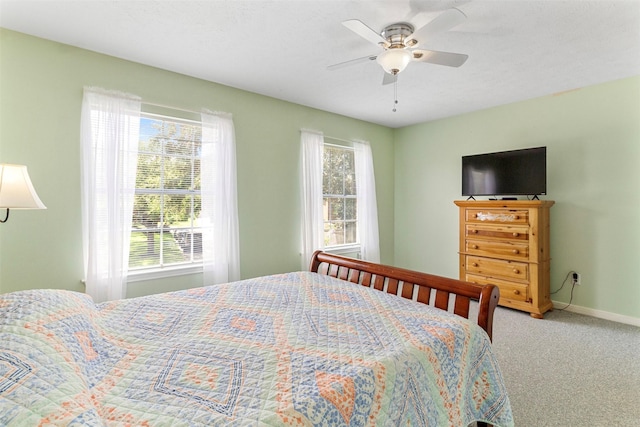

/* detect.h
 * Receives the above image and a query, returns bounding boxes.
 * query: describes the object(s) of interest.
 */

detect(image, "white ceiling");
[1,0,639,128]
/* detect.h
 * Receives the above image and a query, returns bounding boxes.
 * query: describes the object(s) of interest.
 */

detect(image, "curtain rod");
[324,135,355,145]
[142,101,202,115]
[300,129,354,145]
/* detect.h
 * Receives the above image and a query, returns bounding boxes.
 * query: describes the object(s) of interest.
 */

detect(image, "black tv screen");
[462,147,546,197]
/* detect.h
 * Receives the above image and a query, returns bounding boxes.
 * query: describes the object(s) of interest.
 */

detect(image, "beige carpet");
[482,305,640,426]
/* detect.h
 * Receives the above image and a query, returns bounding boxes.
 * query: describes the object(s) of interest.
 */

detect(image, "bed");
[0,251,513,426]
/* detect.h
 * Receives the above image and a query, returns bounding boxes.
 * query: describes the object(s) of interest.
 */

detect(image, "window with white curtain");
[81,86,240,302]
[300,130,380,268]
[129,113,204,272]
[129,109,241,284]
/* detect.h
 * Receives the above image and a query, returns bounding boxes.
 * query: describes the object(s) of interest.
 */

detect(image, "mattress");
[0,271,513,426]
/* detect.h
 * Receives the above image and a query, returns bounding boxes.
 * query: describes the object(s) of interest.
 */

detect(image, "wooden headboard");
[309,250,500,341]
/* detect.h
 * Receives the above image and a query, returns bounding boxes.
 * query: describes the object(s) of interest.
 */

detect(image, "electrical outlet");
[572,272,581,286]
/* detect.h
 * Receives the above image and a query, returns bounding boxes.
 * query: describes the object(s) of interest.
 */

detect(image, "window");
[82,87,240,301]
[301,130,378,266]
[129,113,204,271]
[322,144,357,247]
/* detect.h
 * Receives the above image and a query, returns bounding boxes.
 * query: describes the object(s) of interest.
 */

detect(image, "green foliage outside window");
[129,115,203,269]
[322,145,357,246]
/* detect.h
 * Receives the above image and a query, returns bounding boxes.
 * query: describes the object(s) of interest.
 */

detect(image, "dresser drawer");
[466,209,529,225]
[465,224,529,241]
[466,239,529,260]
[465,255,529,281]
[466,273,529,302]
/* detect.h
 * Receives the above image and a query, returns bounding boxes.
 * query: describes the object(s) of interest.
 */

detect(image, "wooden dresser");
[454,200,554,318]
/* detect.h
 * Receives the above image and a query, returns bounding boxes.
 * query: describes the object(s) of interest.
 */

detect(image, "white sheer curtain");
[200,110,241,285]
[354,140,380,263]
[80,87,141,302]
[300,130,325,270]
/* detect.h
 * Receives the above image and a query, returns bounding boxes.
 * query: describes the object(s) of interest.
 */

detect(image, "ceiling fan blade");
[382,72,397,85]
[406,8,467,46]
[342,19,390,47]
[327,54,378,71]
[412,49,468,67]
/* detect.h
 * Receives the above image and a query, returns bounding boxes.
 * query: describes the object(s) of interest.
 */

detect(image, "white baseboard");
[552,301,640,327]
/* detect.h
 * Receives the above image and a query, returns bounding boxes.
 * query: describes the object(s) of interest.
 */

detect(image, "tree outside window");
[129,114,203,269]
[322,145,357,246]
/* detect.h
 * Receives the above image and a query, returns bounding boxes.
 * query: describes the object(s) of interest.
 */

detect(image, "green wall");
[394,76,640,320]
[2,29,638,322]
[0,29,394,297]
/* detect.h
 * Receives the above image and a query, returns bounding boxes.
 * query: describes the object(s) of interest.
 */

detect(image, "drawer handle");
[513,289,521,295]
[514,215,519,220]
[471,229,478,234]
[512,249,519,254]
[471,263,478,267]
[471,244,478,249]
[513,268,520,274]
[512,232,519,237]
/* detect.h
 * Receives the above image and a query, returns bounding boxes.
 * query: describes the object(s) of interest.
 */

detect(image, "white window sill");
[323,244,361,258]
[127,264,203,283]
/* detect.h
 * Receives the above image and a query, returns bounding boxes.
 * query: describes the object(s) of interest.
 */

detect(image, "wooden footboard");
[309,250,500,341]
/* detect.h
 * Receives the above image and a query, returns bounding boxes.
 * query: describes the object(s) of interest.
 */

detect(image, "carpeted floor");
[482,306,640,426]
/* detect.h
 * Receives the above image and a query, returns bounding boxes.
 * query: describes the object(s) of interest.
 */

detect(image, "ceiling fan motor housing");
[381,22,415,48]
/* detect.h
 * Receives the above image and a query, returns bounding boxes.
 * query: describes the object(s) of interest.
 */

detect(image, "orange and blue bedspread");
[0,271,513,426]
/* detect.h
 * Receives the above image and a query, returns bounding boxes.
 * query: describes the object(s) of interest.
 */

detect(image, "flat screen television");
[462,146,546,197]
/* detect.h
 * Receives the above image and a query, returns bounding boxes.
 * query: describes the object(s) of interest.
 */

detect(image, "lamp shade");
[0,164,46,209]
[376,48,413,75]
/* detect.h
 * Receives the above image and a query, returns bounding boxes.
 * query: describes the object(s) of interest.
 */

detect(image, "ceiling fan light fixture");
[376,48,412,75]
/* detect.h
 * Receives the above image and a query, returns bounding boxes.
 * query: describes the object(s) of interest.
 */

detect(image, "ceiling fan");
[329,8,469,84]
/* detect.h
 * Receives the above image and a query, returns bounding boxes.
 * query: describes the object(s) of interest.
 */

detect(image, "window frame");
[322,141,360,251]
[128,109,205,281]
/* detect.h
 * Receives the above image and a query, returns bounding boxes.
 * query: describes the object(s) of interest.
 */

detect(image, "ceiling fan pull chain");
[393,78,398,112]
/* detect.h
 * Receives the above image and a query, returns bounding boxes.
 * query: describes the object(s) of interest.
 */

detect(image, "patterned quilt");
[1,271,513,426]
